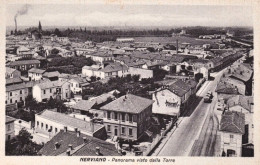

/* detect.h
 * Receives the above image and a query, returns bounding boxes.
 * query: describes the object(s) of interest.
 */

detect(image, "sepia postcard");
[1,0,259,165]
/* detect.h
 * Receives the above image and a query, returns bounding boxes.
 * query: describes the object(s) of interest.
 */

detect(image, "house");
[100,94,154,141]
[219,111,245,157]
[152,79,197,117]
[82,63,129,79]
[6,77,23,86]
[86,51,114,63]
[71,91,117,114]
[128,67,153,79]
[6,83,28,109]
[6,54,22,62]
[43,71,60,81]
[28,68,46,81]
[32,80,71,102]
[6,60,41,71]
[226,96,254,144]
[5,67,21,79]
[35,110,106,139]
[69,77,90,94]
[38,130,120,156]
[6,116,16,141]
[116,38,134,43]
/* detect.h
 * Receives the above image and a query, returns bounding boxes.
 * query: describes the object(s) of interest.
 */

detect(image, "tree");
[54,28,62,37]
[51,48,60,55]
[6,129,42,155]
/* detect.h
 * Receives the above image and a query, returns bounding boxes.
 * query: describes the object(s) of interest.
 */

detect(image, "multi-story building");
[82,63,129,79]
[6,116,16,141]
[5,67,21,79]
[219,111,245,157]
[6,60,41,71]
[32,80,71,102]
[152,79,197,117]
[6,83,28,107]
[28,68,46,81]
[100,94,154,141]
[35,110,106,139]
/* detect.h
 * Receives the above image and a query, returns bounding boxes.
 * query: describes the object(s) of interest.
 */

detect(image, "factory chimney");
[176,39,178,55]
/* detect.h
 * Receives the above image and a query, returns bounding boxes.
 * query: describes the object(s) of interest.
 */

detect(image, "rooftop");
[6,116,16,123]
[101,94,154,114]
[7,60,40,66]
[220,111,245,134]
[37,110,103,134]
[38,130,120,156]
[227,95,253,112]
[28,68,46,74]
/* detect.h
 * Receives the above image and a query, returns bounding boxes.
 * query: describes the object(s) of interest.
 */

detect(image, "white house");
[32,80,71,102]
[28,68,46,81]
[219,111,245,157]
[6,116,16,141]
[82,63,129,79]
[6,67,21,79]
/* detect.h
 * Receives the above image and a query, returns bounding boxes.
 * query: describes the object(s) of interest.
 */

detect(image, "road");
[153,71,224,156]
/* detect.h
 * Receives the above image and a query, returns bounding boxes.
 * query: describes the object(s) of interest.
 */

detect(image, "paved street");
[153,71,224,156]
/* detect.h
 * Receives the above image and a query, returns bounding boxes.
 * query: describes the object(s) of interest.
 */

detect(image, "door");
[114,128,118,136]
[227,149,236,157]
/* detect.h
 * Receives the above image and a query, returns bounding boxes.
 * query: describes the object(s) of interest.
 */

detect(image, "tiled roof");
[227,95,253,111]
[220,111,245,134]
[101,94,154,114]
[6,83,27,92]
[35,80,68,89]
[28,68,46,74]
[167,79,197,97]
[6,116,16,123]
[6,77,23,85]
[38,130,120,156]
[43,71,60,78]
[5,67,17,74]
[71,100,96,112]
[215,81,241,95]
[100,63,128,73]
[38,110,103,134]
[7,60,40,66]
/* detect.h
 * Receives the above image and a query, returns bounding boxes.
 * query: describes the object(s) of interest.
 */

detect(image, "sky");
[6,4,253,27]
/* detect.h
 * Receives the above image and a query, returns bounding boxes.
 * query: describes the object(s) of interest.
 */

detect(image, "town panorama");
[5,4,254,157]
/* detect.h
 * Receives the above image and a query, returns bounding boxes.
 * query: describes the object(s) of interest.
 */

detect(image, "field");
[134,36,220,46]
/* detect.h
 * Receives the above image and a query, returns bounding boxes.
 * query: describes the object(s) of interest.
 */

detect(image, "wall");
[129,67,153,79]
[6,121,15,141]
[6,88,28,105]
[220,131,242,157]
[152,89,181,117]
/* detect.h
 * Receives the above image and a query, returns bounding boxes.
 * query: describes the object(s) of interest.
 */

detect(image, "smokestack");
[14,4,31,35]
[176,39,178,55]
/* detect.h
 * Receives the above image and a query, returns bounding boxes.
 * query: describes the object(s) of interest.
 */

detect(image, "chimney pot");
[83,137,87,143]
[64,126,67,132]
[77,130,81,137]
[95,147,100,155]
[66,149,71,156]
[55,142,59,150]
[68,144,73,150]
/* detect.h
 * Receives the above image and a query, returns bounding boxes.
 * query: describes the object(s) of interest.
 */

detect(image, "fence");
[143,118,176,156]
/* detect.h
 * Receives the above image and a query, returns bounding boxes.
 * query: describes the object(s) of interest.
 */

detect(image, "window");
[20,97,23,101]
[46,124,48,130]
[121,127,125,135]
[7,124,11,131]
[107,125,111,132]
[129,114,133,123]
[10,92,12,96]
[114,112,118,120]
[121,113,125,122]
[15,100,17,103]
[252,124,254,128]
[107,112,111,119]
[37,121,39,126]
[43,90,46,94]
[55,128,58,133]
[20,90,22,94]
[41,123,43,128]
[230,134,234,142]
[10,99,12,104]
[129,128,133,136]
[50,89,52,93]
[50,126,53,131]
